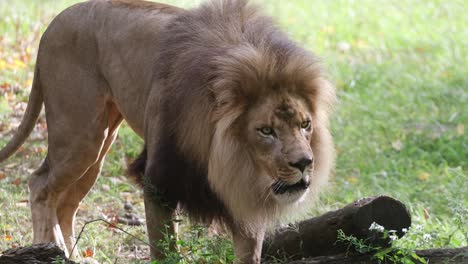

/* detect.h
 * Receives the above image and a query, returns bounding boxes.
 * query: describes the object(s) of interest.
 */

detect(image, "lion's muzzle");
[272,178,310,195]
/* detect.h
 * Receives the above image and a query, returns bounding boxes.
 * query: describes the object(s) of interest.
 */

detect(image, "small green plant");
[51,255,67,264]
[336,222,430,264]
[336,229,375,254]
[154,223,235,264]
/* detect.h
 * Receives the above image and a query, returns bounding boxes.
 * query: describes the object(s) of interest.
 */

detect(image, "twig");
[71,218,154,257]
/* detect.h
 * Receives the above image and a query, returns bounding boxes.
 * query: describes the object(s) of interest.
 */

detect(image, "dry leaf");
[108,222,118,229]
[4,234,12,241]
[12,59,26,69]
[23,79,33,88]
[34,146,46,154]
[83,247,94,258]
[11,178,21,186]
[0,173,6,180]
[423,208,430,220]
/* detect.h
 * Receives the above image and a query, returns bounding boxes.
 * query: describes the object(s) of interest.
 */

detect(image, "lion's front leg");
[231,224,266,264]
[143,187,178,260]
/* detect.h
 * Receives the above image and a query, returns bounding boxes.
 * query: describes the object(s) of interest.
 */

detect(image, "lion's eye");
[301,120,311,130]
[258,127,274,136]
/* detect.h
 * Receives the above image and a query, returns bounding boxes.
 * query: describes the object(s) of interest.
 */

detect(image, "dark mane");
[130,0,333,224]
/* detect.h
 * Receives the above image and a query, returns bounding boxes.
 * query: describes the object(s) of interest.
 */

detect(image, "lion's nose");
[289,157,313,173]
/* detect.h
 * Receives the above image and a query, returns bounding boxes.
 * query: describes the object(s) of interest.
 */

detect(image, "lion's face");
[244,92,314,205]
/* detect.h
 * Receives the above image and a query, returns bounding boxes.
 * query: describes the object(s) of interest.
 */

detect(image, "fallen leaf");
[423,208,430,219]
[83,247,94,258]
[180,246,190,255]
[23,79,33,88]
[4,234,12,241]
[13,59,26,69]
[108,222,118,229]
[34,146,46,154]
[0,173,5,180]
[11,178,21,186]
[20,53,31,63]
[4,91,16,101]
[38,121,47,131]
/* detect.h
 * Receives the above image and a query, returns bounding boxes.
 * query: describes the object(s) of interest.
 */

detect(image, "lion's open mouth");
[272,179,310,195]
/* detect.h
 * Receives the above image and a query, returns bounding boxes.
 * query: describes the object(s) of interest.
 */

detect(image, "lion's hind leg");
[28,68,120,259]
[28,104,118,258]
[56,104,123,258]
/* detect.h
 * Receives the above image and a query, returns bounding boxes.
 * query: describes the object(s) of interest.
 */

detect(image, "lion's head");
[244,93,315,205]
[206,44,335,228]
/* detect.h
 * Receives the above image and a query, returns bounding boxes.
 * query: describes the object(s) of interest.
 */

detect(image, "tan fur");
[0,0,334,262]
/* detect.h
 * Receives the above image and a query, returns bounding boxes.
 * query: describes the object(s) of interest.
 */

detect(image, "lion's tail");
[0,66,43,162]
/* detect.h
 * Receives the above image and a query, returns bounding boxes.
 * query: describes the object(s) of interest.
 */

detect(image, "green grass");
[0,0,466,263]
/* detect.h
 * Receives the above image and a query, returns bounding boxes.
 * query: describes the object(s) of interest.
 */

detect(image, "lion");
[0,0,335,263]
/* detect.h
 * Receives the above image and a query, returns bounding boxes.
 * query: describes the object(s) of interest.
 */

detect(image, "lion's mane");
[130,0,335,229]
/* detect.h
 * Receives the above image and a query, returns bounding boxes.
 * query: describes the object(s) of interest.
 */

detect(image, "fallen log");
[262,247,468,264]
[0,242,76,264]
[262,196,411,259]
[2,243,465,264]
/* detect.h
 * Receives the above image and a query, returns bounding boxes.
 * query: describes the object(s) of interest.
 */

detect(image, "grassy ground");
[0,0,466,263]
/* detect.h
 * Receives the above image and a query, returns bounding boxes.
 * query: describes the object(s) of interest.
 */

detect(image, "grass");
[0,0,466,263]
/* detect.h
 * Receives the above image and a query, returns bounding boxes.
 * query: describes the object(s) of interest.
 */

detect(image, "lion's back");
[40,0,182,52]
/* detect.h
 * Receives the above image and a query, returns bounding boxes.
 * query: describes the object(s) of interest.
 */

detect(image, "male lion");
[0,0,335,263]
